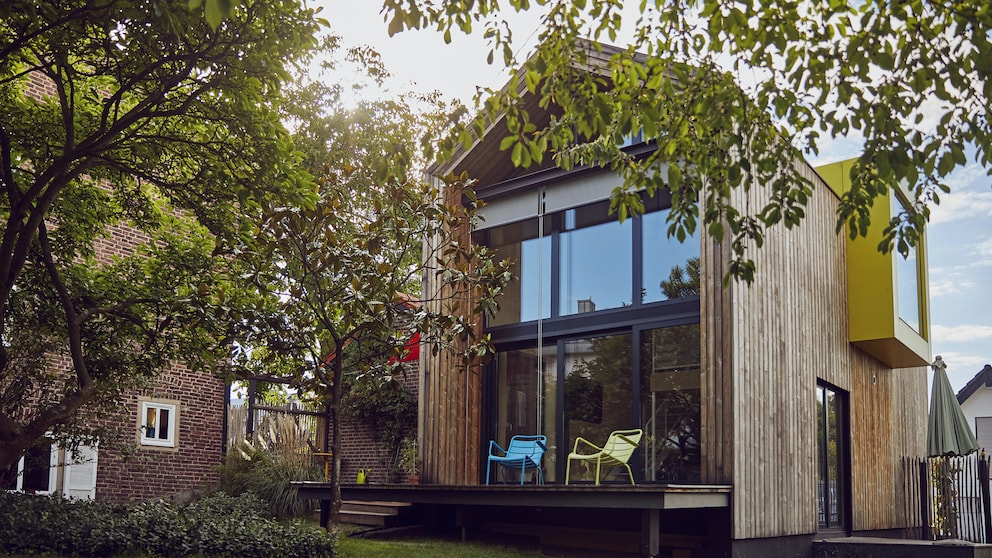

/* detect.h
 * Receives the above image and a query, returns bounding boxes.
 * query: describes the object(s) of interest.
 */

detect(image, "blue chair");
[486,435,547,485]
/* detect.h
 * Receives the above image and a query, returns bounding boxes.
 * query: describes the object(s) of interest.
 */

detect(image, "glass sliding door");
[817,383,848,531]
[494,345,558,482]
[639,324,702,482]
[563,333,633,482]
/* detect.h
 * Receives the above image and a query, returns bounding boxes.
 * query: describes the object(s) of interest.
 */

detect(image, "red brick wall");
[93,364,225,502]
[18,70,225,501]
[338,366,420,485]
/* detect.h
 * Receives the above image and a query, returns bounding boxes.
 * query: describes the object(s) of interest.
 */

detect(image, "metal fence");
[918,453,992,543]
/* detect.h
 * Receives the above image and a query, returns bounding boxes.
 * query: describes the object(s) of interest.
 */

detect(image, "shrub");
[0,491,336,558]
[219,413,323,519]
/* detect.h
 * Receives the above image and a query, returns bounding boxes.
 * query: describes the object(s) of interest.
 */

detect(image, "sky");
[320,2,992,392]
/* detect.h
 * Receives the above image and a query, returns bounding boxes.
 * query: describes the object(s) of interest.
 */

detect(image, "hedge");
[0,491,335,558]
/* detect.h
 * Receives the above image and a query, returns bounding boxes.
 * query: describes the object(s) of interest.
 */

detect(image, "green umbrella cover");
[927,356,980,457]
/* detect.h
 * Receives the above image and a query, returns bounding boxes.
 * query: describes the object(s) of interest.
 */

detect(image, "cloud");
[936,351,991,377]
[929,275,975,298]
[929,189,992,225]
[931,324,992,343]
[977,238,992,258]
[945,162,989,192]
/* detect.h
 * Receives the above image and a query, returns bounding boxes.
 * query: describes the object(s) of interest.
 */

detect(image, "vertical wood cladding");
[849,347,927,532]
[727,160,849,539]
[725,160,926,539]
[701,232,733,485]
[418,177,482,485]
[421,158,928,536]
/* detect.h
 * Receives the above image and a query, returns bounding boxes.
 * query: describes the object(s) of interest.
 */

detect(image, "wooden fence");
[226,402,327,453]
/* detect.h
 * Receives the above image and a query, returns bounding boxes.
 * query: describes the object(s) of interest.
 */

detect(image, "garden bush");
[0,491,335,558]
[219,414,323,519]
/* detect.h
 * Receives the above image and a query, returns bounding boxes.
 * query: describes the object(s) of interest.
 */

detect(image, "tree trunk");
[328,342,344,524]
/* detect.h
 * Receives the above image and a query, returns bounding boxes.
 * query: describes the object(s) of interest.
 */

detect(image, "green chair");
[565,429,643,485]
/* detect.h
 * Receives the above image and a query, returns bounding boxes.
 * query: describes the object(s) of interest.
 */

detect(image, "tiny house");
[415,43,930,557]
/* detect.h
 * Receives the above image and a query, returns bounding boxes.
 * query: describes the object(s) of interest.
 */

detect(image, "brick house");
[2,73,226,502]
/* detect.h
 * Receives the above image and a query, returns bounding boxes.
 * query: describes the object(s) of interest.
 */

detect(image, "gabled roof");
[956,364,992,404]
[428,40,634,190]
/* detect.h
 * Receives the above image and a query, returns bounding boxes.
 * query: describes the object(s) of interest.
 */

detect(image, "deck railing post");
[979,454,991,543]
[920,459,931,541]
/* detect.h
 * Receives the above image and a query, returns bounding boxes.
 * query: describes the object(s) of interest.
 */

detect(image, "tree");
[0,1,322,471]
[382,0,991,282]
[232,62,511,521]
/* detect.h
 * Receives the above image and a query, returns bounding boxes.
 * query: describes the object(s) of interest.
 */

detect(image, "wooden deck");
[296,481,731,510]
[296,482,731,556]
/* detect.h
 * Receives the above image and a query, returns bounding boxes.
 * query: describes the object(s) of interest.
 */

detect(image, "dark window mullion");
[632,212,643,308]
[555,339,566,482]
[820,388,831,527]
[550,220,561,319]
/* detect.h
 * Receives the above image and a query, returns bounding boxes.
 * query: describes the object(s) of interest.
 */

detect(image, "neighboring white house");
[957,364,992,452]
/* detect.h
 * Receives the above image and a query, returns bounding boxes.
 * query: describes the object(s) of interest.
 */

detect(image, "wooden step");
[339,510,404,527]
[340,500,414,515]
[336,500,418,527]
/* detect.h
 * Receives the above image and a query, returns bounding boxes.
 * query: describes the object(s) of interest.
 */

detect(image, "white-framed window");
[1,438,58,494]
[62,443,99,500]
[139,399,179,448]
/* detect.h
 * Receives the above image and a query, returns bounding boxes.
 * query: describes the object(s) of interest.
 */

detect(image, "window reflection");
[495,345,558,481]
[564,334,633,483]
[817,383,846,528]
[486,219,551,327]
[640,324,701,482]
[560,204,632,315]
[891,194,922,334]
[643,209,700,304]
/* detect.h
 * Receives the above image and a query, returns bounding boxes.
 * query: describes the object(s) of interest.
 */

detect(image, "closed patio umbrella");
[927,356,979,457]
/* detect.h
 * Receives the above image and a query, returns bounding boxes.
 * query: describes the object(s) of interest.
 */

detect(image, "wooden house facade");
[415,48,930,557]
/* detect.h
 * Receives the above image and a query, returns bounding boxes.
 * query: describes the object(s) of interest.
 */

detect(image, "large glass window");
[563,334,633,483]
[482,184,702,485]
[891,194,922,334]
[642,209,700,304]
[560,203,633,315]
[896,243,921,333]
[640,324,701,482]
[486,219,552,327]
[494,345,558,481]
[481,195,699,327]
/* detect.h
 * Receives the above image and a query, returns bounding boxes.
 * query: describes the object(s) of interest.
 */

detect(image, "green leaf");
[511,142,523,167]
[204,0,225,30]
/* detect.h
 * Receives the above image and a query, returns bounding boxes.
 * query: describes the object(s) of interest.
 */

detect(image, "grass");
[335,536,545,558]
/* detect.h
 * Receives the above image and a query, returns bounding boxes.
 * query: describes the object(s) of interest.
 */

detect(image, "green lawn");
[335,536,544,558]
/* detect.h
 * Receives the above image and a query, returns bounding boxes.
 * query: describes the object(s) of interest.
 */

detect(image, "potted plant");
[398,437,420,484]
